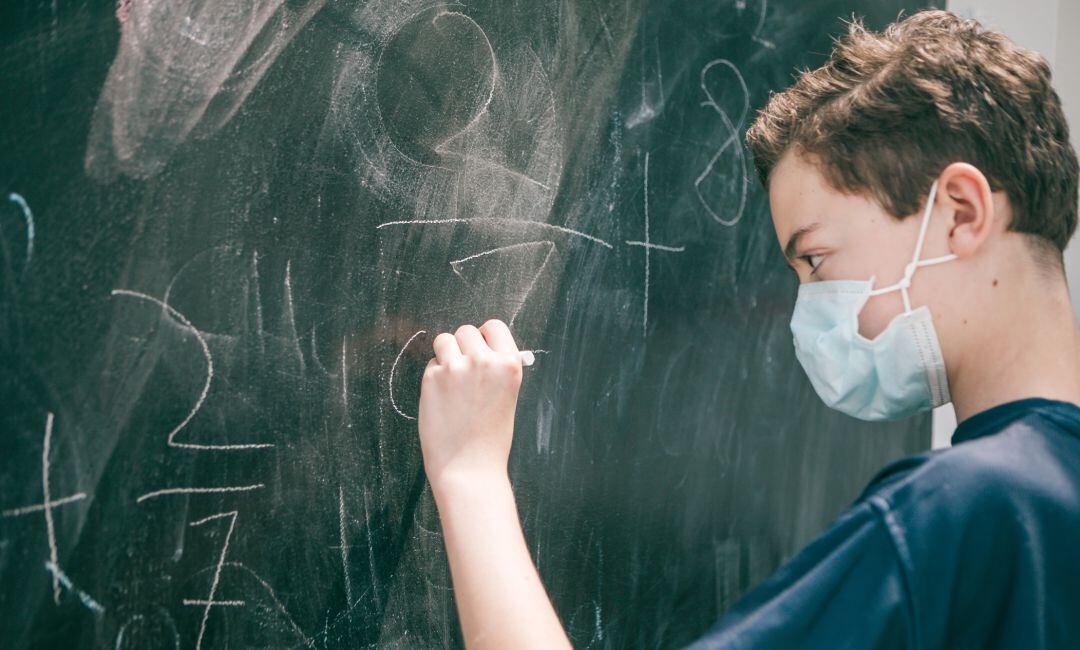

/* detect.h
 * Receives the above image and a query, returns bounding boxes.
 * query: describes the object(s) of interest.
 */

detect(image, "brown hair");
[744,8,1079,261]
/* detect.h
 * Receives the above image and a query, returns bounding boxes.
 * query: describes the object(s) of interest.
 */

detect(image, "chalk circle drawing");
[375,7,497,167]
[695,59,751,227]
[85,0,329,179]
[114,607,181,650]
[322,0,563,226]
[390,329,426,421]
[112,288,273,450]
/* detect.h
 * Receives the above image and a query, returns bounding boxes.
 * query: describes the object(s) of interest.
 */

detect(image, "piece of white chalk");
[519,350,535,366]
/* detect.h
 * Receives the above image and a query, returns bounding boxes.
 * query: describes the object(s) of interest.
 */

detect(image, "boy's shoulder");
[860,398,1080,518]
[850,399,1080,646]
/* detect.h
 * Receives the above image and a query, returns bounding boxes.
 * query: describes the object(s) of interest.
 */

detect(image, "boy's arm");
[418,319,571,649]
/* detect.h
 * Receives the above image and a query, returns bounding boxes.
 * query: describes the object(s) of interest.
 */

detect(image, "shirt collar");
[951,397,1080,446]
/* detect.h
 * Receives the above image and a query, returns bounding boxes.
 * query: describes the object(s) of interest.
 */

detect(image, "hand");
[418,319,523,494]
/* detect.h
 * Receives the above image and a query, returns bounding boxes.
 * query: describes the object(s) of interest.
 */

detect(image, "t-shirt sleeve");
[684,498,914,649]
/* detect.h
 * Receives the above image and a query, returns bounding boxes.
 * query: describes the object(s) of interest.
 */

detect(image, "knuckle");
[480,318,506,331]
[506,358,523,379]
[433,332,454,346]
[454,323,479,337]
[446,358,469,374]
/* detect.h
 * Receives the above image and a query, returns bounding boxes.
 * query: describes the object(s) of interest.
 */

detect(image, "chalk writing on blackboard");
[626,152,686,335]
[449,240,557,326]
[111,288,274,450]
[43,561,106,614]
[183,510,240,650]
[695,59,751,227]
[135,484,265,504]
[376,217,614,249]
[390,329,426,422]
[337,485,355,609]
[1,413,90,606]
[4,192,34,274]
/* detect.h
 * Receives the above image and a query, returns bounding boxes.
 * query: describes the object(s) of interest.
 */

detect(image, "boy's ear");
[940,162,996,258]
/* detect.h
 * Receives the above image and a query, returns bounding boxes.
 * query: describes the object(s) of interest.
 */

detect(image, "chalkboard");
[1,0,934,647]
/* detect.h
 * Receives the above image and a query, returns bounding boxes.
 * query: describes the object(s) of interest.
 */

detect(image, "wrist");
[430,465,512,507]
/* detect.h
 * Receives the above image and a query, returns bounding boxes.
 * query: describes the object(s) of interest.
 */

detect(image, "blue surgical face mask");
[789,178,957,421]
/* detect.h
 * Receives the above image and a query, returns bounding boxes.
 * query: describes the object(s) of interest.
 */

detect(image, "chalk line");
[309,328,335,377]
[643,153,651,336]
[0,414,90,607]
[362,488,382,614]
[283,261,306,373]
[2,492,86,517]
[222,561,312,647]
[376,217,614,249]
[6,192,34,272]
[44,561,105,614]
[341,336,349,414]
[449,241,556,326]
[189,511,238,650]
[629,152,687,337]
[338,485,353,608]
[112,289,273,450]
[390,330,425,421]
[251,251,265,346]
[448,241,549,270]
[41,412,60,604]
[136,484,265,503]
[625,241,685,252]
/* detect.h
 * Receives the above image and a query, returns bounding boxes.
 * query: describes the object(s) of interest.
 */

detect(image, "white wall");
[931,0,1080,449]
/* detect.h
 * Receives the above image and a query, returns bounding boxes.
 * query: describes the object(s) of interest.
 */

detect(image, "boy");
[416,9,1080,649]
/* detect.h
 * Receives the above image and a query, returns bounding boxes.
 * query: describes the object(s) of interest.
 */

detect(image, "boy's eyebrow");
[783,222,821,266]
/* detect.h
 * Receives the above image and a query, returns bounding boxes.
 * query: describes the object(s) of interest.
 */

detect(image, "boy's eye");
[800,253,825,273]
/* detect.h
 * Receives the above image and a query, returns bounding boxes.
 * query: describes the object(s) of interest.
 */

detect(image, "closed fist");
[418,319,524,492]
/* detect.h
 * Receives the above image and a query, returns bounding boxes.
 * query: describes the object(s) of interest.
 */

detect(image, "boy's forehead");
[769,151,835,241]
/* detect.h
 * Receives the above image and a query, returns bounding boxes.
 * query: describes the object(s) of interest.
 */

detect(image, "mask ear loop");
[867,178,958,313]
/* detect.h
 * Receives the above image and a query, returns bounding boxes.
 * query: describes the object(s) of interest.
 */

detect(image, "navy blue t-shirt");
[685,397,1080,649]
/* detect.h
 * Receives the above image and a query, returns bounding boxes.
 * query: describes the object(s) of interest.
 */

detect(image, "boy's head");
[743,9,1079,419]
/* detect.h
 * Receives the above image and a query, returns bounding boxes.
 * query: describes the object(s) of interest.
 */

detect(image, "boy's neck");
[948,267,1080,423]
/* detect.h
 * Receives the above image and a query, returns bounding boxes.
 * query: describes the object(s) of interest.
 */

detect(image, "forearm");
[432,469,572,649]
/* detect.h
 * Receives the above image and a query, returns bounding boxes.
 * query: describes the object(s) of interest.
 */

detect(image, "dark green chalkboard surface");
[1,0,933,647]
